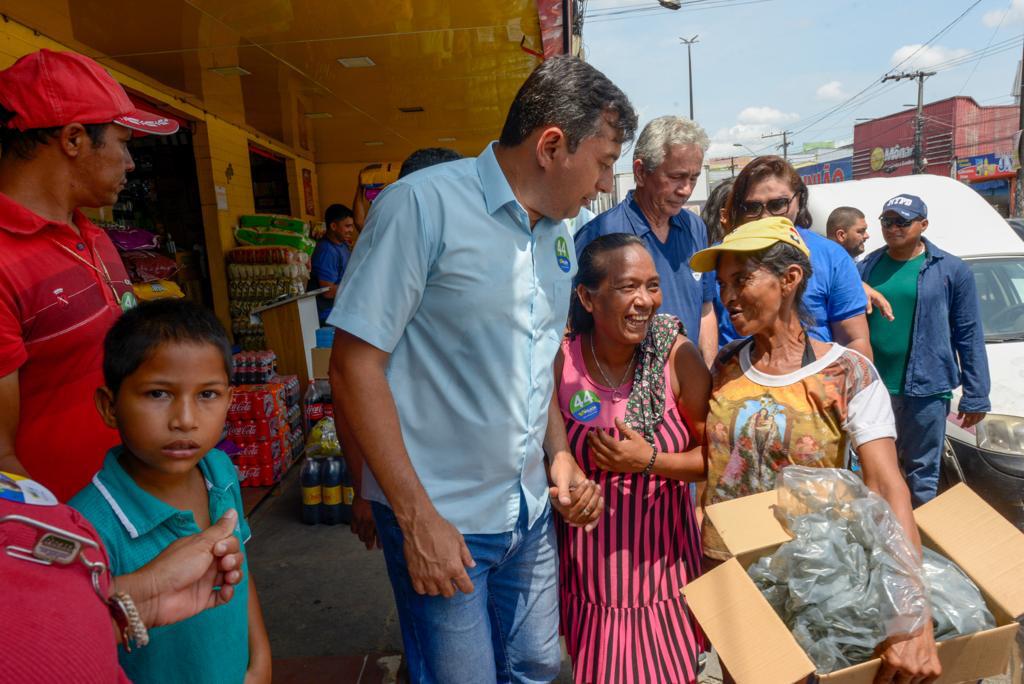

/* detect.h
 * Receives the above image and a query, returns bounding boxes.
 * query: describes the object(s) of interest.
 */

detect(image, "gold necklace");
[589,333,635,403]
[48,238,137,312]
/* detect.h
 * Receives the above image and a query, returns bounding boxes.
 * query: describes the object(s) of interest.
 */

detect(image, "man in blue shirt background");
[328,56,637,683]
[575,115,718,365]
[310,203,355,324]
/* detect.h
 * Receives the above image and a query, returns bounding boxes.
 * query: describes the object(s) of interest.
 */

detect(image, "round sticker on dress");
[569,389,602,421]
[555,237,572,273]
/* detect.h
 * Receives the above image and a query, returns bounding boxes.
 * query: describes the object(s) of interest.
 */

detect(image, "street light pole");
[1016,41,1024,217]
[679,35,699,120]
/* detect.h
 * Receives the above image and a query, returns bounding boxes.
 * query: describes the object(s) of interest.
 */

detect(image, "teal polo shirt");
[70,447,251,684]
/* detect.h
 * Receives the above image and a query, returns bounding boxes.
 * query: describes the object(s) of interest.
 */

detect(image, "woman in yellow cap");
[689,216,939,682]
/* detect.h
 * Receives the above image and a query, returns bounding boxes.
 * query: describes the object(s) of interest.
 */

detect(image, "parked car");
[807,174,1024,529]
[1007,217,1024,242]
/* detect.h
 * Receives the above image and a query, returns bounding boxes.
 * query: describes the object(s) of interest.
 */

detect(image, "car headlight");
[975,414,1024,457]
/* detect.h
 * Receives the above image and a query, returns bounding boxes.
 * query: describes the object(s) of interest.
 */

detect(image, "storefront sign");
[798,157,852,185]
[302,168,315,216]
[955,153,1016,182]
[869,144,914,172]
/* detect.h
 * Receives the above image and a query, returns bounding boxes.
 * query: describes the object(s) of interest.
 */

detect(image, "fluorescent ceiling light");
[338,56,376,68]
[208,66,251,77]
[437,137,457,142]
[304,112,333,119]
[363,141,384,146]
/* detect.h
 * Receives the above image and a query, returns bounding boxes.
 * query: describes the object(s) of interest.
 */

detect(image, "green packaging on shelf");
[239,214,308,235]
[235,227,315,255]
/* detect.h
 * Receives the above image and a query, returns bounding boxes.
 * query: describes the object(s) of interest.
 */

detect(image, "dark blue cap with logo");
[881,193,927,220]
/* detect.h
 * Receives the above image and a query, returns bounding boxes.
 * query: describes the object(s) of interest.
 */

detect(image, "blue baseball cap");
[881,194,927,221]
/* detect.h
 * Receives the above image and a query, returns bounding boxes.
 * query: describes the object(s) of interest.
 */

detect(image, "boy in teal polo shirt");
[71,300,271,683]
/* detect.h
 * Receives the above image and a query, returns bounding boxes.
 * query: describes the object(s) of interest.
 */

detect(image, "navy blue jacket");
[858,238,991,412]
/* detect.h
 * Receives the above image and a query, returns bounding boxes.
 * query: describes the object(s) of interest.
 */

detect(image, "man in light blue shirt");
[328,56,637,683]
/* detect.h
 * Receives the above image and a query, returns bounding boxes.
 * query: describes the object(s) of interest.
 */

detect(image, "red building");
[853,97,1019,215]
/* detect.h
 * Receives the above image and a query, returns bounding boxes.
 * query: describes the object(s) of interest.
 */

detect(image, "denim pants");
[372,499,561,684]
[890,394,950,507]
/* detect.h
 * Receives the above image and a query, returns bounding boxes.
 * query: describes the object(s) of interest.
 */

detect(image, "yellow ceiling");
[0,0,548,162]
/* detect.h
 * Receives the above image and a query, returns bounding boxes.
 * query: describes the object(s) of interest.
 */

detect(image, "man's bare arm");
[0,371,27,476]
[330,330,474,597]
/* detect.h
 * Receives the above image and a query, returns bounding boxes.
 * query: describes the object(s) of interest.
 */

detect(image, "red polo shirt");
[0,490,130,682]
[0,192,130,501]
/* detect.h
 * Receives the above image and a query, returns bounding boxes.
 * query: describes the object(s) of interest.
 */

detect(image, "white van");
[807,174,1024,529]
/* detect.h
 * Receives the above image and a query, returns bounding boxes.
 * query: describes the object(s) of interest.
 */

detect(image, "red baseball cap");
[0,49,179,135]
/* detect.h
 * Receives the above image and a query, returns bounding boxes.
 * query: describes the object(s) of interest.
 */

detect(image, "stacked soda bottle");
[225,350,305,487]
[300,417,354,526]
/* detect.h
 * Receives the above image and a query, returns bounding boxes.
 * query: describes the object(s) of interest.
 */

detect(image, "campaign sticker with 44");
[555,237,572,273]
[569,389,601,422]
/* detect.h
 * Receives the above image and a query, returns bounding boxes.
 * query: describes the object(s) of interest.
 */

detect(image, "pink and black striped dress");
[556,335,705,684]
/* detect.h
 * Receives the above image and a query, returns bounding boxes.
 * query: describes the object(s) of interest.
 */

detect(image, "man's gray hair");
[633,115,710,172]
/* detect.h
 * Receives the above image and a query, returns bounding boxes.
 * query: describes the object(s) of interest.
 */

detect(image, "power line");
[959,0,1012,94]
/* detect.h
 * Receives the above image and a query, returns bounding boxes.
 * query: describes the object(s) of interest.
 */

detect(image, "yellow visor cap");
[689,216,811,273]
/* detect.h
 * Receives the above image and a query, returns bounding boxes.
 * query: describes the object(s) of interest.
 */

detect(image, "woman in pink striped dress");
[554,234,710,683]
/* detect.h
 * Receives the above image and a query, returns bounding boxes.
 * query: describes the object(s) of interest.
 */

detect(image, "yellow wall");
[316,160,404,221]
[0,16,321,333]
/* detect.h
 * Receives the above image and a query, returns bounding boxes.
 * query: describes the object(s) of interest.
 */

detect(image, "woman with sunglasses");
[556,234,710,683]
[690,217,941,684]
[718,156,885,357]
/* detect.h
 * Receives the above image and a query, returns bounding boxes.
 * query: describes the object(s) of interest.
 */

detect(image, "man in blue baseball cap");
[858,193,990,505]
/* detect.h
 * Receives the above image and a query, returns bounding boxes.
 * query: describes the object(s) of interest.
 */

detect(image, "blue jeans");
[890,394,950,507]
[372,499,561,684]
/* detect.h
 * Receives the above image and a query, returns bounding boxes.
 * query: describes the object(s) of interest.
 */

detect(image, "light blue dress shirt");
[328,143,578,534]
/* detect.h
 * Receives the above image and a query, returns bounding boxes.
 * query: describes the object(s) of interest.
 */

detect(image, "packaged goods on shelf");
[133,279,185,301]
[235,226,315,255]
[122,249,179,283]
[101,224,160,251]
[238,214,308,235]
[225,358,304,488]
[226,245,309,267]
[225,245,309,346]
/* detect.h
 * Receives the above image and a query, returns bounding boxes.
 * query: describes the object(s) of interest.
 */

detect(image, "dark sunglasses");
[740,195,794,218]
[879,215,920,229]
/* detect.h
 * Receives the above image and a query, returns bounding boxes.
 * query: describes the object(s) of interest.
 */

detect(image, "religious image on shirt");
[710,389,835,501]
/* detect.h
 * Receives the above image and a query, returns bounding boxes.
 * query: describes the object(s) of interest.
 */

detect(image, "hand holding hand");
[548,452,602,532]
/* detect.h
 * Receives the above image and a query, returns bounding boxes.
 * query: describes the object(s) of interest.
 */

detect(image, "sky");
[581,0,1024,169]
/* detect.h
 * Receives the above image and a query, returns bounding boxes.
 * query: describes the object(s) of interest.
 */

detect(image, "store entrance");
[113,126,212,307]
[249,144,292,215]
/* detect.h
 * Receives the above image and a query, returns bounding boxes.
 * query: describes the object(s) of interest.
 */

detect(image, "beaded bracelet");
[642,446,658,476]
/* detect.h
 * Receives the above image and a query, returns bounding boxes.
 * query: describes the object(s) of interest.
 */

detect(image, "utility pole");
[679,35,699,120]
[882,70,935,174]
[1016,42,1024,216]
[762,130,792,161]
[730,156,736,178]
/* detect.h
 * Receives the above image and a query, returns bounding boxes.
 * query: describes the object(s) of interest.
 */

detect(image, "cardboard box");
[684,484,1024,683]
[311,347,332,379]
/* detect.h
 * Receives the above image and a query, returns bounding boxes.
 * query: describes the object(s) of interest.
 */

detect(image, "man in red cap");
[0,49,179,501]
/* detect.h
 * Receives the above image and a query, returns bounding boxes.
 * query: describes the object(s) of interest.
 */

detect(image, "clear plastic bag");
[748,466,930,673]
[921,547,995,641]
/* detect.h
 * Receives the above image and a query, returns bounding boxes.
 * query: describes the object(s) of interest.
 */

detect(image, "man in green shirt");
[859,193,990,506]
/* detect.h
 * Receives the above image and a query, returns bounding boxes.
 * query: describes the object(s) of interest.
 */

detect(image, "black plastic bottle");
[299,457,322,525]
[321,456,343,525]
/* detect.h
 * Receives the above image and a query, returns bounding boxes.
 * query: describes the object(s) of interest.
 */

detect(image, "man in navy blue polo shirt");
[574,115,717,364]
[311,203,356,325]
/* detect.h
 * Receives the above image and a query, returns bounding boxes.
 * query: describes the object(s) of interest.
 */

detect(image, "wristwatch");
[109,591,149,652]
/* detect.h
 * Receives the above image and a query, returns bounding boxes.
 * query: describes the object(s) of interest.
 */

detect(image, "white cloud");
[705,106,800,159]
[983,0,1024,27]
[890,44,969,71]
[816,80,848,101]
[736,106,800,126]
